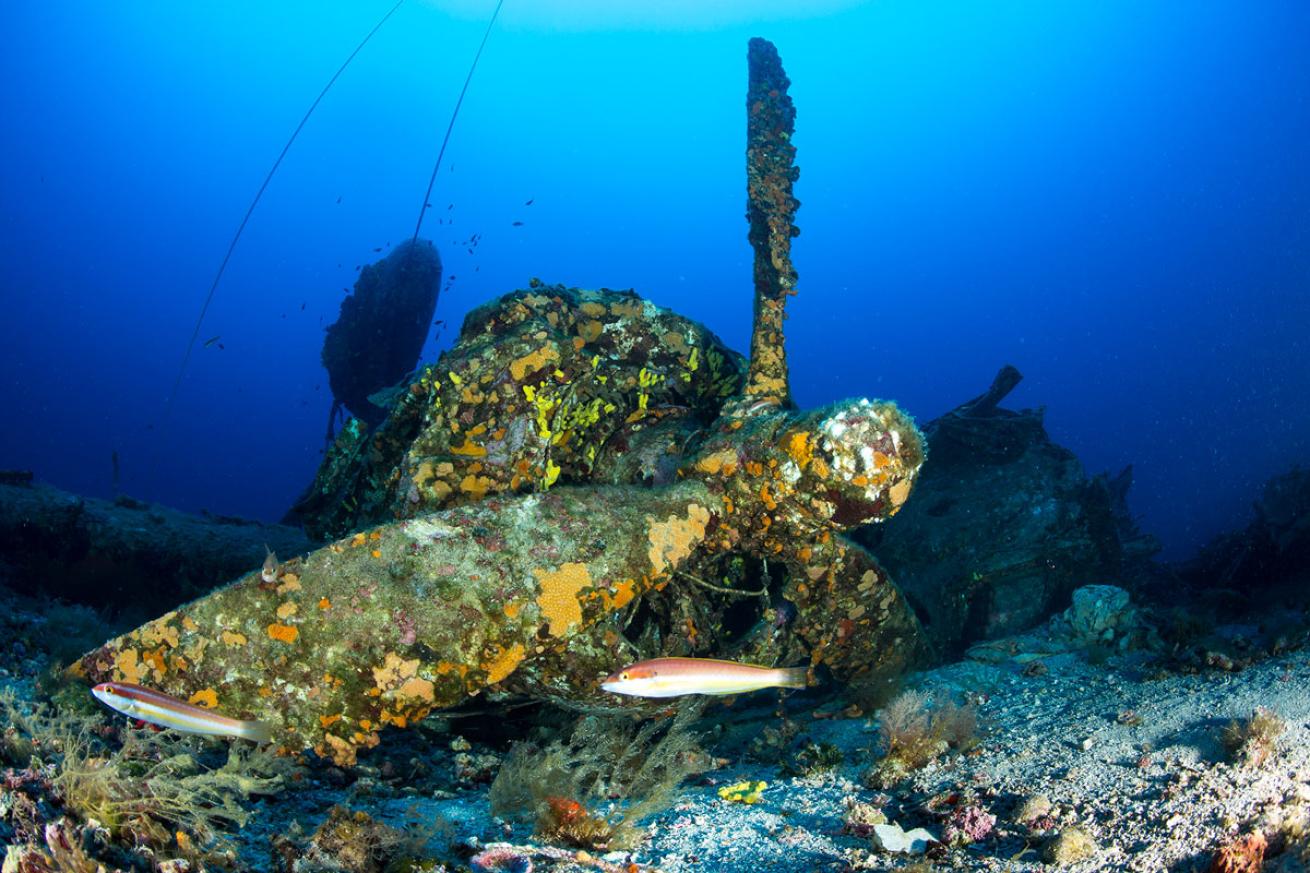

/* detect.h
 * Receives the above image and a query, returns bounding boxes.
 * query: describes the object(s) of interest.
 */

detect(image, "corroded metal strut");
[744,37,800,406]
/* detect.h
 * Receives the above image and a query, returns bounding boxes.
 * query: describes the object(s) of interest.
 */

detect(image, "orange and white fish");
[600,657,807,698]
[91,682,274,743]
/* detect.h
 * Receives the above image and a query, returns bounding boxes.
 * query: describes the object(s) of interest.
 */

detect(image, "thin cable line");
[411,0,505,244]
[161,1,405,428]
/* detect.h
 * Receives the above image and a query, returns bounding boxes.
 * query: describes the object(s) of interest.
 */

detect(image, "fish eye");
[620,672,630,681]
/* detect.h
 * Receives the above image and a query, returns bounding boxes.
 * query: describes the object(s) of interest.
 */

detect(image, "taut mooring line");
[160,1,406,430]
[411,0,506,245]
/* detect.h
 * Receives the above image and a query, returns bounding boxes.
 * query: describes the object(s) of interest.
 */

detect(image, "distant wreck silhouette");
[322,239,442,431]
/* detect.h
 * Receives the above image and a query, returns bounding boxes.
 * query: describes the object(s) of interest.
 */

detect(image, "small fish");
[336,195,342,204]
[261,545,278,583]
[601,657,806,698]
[217,343,225,351]
[91,682,274,742]
[300,302,306,310]
[512,221,524,227]
[203,335,221,348]
[743,397,784,416]
[373,247,382,252]
[525,198,534,206]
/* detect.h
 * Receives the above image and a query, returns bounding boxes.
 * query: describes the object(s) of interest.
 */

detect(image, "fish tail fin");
[240,720,275,745]
[776,666,808,689]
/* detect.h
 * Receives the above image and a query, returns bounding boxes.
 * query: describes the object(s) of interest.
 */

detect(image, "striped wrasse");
[600,657,807,698]
[91,682,274,743]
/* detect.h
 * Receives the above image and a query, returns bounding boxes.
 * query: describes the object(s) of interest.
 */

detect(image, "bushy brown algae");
[1044,824,1098,865]
[269,804,444,873]
[864,689,980,788]
[489,702,708,850]
[783,741,845,777]
[0,687,288,868]
[1222,706,1285,768]
[1272,800,1310,866]
[56,730,286,855]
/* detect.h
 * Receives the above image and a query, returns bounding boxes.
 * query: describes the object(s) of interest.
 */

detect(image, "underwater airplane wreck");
[2,11,1305,871]
[74,37,928,768]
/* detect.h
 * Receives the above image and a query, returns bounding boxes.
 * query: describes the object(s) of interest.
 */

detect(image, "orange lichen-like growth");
[188,688,218,709]
[396,676,435,702]
[695,450,739,477]
[460,474,493,498]
[509,346,560,381]
[646,504,711,576]
[115,649,143,684]
[143,648,167,676]
[483,643,527,685]
[373,652,421,689]
[451,437,487,458]
[533,562,593,636]
[266,623,298,644]
[600,579,638,610]
[787,431,813,469]
[138,619,181,650]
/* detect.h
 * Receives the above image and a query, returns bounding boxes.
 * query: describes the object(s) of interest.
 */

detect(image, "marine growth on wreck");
[7,8,1310,873]
[75,37,928,768]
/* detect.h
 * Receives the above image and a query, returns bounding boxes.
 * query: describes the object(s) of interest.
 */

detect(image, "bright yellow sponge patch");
[718,780,767,804]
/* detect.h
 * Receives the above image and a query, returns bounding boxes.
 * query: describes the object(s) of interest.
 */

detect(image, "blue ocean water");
[2,1,1307,561]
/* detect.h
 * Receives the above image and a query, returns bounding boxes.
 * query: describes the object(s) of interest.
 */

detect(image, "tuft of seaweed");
[863,689,979,788]
[55,728,286,855]
[782,741,845,777]
[270,804,425,873]
[0,687,288,868]
[1221,707,1285,769]
[489,701,708,850]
